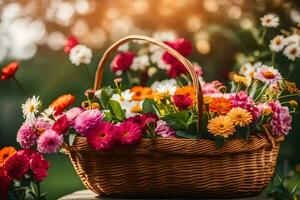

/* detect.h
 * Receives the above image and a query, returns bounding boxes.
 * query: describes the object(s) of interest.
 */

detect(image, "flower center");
[237,114,242,118]
[99,132,107,138]
[29,105,35,112]
[262,71,275,79]
[290,48,297,55]
[219,124,224,128]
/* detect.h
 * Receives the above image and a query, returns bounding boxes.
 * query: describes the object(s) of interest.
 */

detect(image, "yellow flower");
[289,100,298,109]
[233,74,248,86]
[203,96,213,105]
[227,107,253,127]
[207,116,236,138]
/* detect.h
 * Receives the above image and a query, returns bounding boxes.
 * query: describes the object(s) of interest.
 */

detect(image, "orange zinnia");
[209,97,232,115]
[0,62,19,81]
[131,86,153,101]
[174,86,196,102]
[50,94,75,115]
[0,146,17,166]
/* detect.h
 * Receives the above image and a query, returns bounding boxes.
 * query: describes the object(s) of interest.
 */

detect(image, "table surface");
[58,190,273,200]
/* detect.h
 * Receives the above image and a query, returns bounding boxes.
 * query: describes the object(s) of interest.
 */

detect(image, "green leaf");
[107,100,125,121]
[69,133,77,146]
[176,130,197,139]
[99,87,114,109]
[162,111,190,130]
[142,99,159,115]
[103,111,114,121]
[236,126,250,139]
[215,136,225,149]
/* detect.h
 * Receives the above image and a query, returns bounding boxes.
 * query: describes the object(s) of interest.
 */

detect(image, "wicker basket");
[63,35,284,198]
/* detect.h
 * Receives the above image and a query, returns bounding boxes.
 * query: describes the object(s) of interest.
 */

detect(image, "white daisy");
[41,107,55,123]
[283,44,300,61]
[260,14,279,28]
[239,62,261,79]
[152,79,177,96]
[111,89,134,103]
[147,67,158,77]
[117,43,129,52]
[22,96,41,120]
[254,65,282,84]
[110,90,138,118]
[269,35,286,52]
[69,44,92,66]
[130,55,150,71]
[285,34,300,46]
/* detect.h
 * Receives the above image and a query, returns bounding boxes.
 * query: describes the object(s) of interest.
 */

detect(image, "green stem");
[259,28,267,45]
[271,52,276,66]
[287,63,295,79]
[254,84,268,102]
[37,182,41,197]
[13,77,29,96]
[276,94,299,100]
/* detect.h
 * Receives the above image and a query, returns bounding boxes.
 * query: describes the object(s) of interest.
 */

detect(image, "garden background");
[0,0,300,199]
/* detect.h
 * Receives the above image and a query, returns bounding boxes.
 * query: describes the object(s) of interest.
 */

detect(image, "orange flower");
[0,62,19,80]
[131,86,154,101]
[0,146,17,166]
[209,97,232,115]
[174,86,196,102]
[50,94,75,115]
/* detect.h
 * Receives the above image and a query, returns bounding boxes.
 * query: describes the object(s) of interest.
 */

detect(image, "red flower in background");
[30,153,49,182]
[173,95,193,110]
[0,62,19,81]
[50,94,75,115]
[4,153,29,180]
[111,51,135,73]
[64,36,79,54]
[162,38,193,78]
[52,114,69,135]
[0,167,11,200]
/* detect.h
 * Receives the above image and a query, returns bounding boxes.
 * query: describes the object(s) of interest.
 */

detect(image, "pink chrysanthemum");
[3,153,29,180]
[52,115,69,135]
[254,65,282,84]
[115,120,142,145]
[86,122,116,151]
[229,91,260,119]
[202,82,221,95]
[34,118,52,135]
[37,129,64,154]
[155,120,176,138]
[269,101,292,136]
[74,109,105,136]
[17,121,37,149]
[65,107,83,126]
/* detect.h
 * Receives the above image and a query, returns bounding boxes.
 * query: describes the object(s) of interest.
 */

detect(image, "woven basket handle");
[93,35,203,137]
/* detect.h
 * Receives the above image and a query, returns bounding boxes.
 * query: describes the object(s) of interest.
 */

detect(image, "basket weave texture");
[65,136,283,198]
[63,35,284,198]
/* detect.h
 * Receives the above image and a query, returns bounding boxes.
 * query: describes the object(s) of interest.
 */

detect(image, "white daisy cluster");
[69,44,93,66]
[110,89,141,118]
[239,62,262,80]
[269,34,300,61]
[151,79,177,96]
[21,96,41,121]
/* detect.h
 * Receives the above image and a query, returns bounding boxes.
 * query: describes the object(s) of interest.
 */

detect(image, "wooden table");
[58,190,273,200]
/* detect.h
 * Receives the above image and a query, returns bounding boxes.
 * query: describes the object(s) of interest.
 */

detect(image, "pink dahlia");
[4,153,29,180]
[193,63,203,77]
[111,51,135,73]
[65,107,83,126]
[52,114,69,135]
[269,101,292,136]
[254,65,282,84]
[37,129,64,154]
[115,120,142,145]
[127,113,159,131]
[0,167,11,200]
[173,94,193,110]
[30,153,49,182]
[202,82,221,95]
[34,118,52,135]
[155,120,175,138]
[229,91,260,119]
[86,122,116,151]
[17,121,37,149]
[74,109,105,136]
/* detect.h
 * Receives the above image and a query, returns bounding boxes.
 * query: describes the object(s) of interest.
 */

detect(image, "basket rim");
[63,135,284,156]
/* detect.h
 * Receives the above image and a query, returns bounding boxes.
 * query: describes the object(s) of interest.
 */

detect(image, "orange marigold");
[131,86,154,101]
[0,146,17,166]
[0,62,19,81]
[174,86,196,102]
[50,94,75,115]
[209,97,232,115]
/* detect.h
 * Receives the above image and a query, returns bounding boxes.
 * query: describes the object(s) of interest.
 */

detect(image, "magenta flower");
[37,129,64,154]
[173,94,193,110]
[269,101,292,136]
[65,107,83,126]
[4,153,29,180]
[115,120,142,145]
[17,121,37,149]
[229,91,260,119]
[86,122,116,151]
[254,65,282,84]
[111,51,135,73]
[74,109,105,136]
[52,114,69,135]
[30,153,49,182]
[155,120,176,138]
